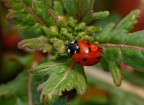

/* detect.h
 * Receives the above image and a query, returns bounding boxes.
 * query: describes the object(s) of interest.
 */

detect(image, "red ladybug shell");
[72,41,103,66]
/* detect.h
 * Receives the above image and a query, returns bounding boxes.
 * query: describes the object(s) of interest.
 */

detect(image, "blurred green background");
[0,0,144,105]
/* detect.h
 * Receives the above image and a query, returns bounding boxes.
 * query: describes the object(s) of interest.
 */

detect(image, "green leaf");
[30,60,69,75]
[31,59,87,103]
[79,0,95,22]
[0,97,16,105]
[121,48,144,72]
[0,72,28,96]
[110,92,144,105]
[112,10,140,35]
[0,71,46,105]
[106,31,144,72]
[52,97,68,105]
[109,31,144,47]
[54,1,63,15]
[92,11,109,20]
[0,71,28,105]
[62,0,78,18]
[96,10,144,72]
[63,0,96,23]
[94,23,115,40]
[3,0,54,38]
[103,48,123,86]
[80,0,95,17]
[84,11,109,24]
[123,71,144,87]
[96,10,140,43]
[109,61,123,86]
[18,36,53,53]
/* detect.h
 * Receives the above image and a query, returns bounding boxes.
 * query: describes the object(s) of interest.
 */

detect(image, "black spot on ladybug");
[87,42,90,46]
[88,47,91,52]
[97,56,102,60]
[83,58,87,62]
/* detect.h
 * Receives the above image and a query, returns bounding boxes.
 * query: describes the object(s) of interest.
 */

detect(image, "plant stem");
[48,9,58,20]
[19,0,46,26]
[28,54,41,105]
[100,43,144,51]
[28,73,33,105]
[78,0,82,22]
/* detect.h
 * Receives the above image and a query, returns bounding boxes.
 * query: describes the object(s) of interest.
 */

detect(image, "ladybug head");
[66,41,80,56]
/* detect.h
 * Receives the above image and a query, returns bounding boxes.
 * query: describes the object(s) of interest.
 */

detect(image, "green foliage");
[2,0,54,38]
[63,0,78,18]
[103,48,123,86]
[123,71,144,87]
[2,0,144,104]
[18,36,53,53]
[92,11,110,20]
[31,59,87,103]
[54,1,63,15]
[0,71,28,105]
[84,74,144,105]
[17,15,101,56]
[52,97,69,105]
[95,10,144,85]
[63,0,109,23]
[3,0,108,55]
[113,10,139,35]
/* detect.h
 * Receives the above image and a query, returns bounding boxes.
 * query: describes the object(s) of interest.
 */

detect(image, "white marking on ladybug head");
[68,49,71,53]
[70,40,75,44]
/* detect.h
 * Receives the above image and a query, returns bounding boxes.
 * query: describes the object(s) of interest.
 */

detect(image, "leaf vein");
[101,43,144,51]
[19,0,46,26]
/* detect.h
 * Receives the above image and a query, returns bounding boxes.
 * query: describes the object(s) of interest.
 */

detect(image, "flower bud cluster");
[47,16,101,56]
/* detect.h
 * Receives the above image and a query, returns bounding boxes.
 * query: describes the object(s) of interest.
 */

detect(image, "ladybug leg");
[76,48,80,53]
[97,56,102,60]
[98,47,104,52]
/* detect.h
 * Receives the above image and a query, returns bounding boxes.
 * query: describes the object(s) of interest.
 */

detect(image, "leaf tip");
[17,41,25,49]
[113,73,123,87]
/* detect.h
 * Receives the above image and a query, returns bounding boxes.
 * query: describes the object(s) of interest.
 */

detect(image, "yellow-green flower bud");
[53,39,63,48]
[43,43,53,53]
[57,16,67,27]
[77,32,87,37]
[75,22,86,31]
[53,39,66,55]
[80,35,92,41]
[66,33,73,40]
[86,26,96,35]
[67,17,77,27]
[60,28,69,35]
[50,26,59,36]
[58,45,67,55]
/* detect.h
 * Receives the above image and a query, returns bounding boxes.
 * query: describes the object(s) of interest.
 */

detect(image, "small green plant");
[1,0,144,104]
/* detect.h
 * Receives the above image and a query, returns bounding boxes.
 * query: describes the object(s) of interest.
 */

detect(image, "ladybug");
[66,41,103,66]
